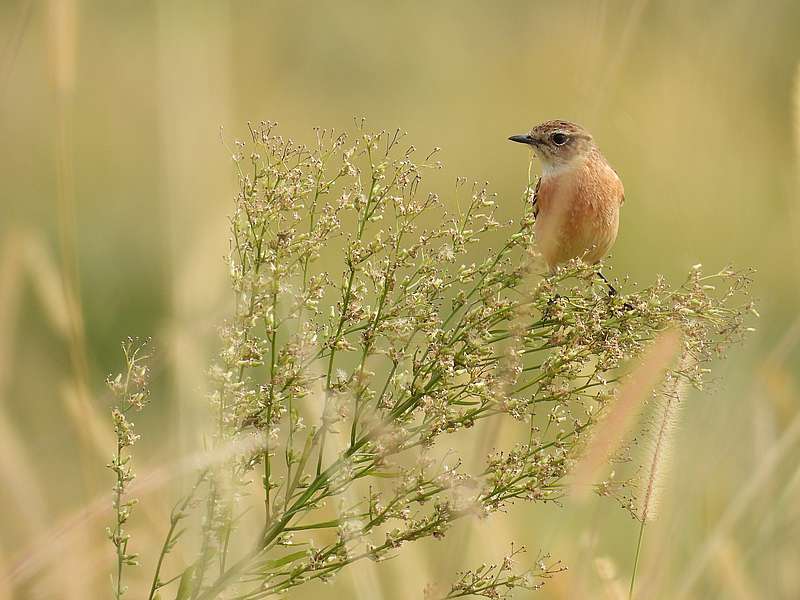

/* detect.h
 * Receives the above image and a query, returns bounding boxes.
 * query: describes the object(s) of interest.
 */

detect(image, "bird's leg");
[596,271,617,296]
[597,271,635,311]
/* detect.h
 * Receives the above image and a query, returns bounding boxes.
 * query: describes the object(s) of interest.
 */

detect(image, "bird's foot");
[543,293,562,318]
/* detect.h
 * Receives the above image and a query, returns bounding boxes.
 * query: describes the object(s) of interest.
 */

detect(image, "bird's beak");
[508,134,537,146]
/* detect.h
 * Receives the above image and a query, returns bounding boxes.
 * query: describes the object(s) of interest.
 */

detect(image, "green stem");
[147,473,205,600]
[629,519,646,600]
[265,281,279,524]
[114,437,124,600]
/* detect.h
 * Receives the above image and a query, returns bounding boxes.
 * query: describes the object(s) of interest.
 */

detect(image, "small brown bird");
[509,120,624,289]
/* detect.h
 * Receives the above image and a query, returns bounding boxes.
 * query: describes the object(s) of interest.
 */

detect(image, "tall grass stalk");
[628,356,687,599]
[674,411,800,599]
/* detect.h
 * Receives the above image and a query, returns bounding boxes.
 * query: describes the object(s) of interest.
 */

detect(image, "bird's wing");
[532,177,541,218]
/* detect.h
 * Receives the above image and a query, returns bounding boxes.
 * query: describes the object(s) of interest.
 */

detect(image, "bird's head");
[509,120,594,172]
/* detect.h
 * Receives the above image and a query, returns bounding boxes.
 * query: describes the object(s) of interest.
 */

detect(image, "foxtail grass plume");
[636,360,688,523]
[570,329,682,502]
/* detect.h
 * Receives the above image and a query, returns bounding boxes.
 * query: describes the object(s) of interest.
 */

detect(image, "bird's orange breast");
[534,154,624,270]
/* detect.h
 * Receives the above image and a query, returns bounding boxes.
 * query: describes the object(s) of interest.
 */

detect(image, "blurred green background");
[1,1,799,598]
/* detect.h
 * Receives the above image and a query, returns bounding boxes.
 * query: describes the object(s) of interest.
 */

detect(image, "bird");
[509,120,624,293]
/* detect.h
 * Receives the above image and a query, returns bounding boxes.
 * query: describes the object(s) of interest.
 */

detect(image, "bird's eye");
[551,132,568,146]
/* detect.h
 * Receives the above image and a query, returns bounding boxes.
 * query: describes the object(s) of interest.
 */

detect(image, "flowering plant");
[108,121,750,599]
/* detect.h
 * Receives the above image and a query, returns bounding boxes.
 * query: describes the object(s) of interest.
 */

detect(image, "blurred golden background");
[1,1,799,598]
